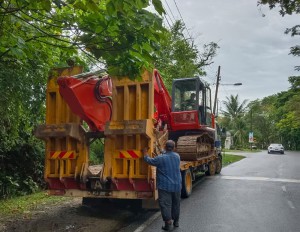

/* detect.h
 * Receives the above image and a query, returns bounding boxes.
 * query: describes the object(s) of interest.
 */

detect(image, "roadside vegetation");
[0,192,67,217]
[222,153,245,167]
[219,77,300,152]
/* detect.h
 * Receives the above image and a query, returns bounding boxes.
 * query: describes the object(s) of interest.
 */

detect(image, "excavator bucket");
[57,75,112,132]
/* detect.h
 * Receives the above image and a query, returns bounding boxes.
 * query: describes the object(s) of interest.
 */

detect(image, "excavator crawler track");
[176,133,214,161]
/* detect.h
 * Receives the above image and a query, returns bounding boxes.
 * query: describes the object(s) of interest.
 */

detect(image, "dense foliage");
[219,77,300,150]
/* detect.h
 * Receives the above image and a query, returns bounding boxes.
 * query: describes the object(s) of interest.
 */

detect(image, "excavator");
[35,67,221,202]
[58,69,216,159]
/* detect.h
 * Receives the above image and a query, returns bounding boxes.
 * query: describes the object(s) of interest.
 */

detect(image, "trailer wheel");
[181,169,192,198]
[215,157,222,174]
[205,161,216,176]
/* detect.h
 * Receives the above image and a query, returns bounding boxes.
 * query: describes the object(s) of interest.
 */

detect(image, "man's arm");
[142,147,160,166]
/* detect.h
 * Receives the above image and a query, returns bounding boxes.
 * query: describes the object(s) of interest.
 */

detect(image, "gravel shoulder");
[0,197,146,232]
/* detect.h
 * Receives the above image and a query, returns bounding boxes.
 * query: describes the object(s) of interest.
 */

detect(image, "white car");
[268,143,284,154]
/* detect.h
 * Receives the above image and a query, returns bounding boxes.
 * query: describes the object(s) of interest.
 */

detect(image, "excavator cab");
[171,77,213,127]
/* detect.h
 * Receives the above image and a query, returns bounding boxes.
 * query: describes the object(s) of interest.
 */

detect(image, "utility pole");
[250,108,253,151]
[213,66,221,115]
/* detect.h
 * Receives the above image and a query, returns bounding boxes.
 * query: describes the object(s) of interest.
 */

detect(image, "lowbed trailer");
[179,154,219,198]
[35,66,221,206]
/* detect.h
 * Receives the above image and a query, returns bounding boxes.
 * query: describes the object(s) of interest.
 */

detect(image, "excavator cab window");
[172,77,213,126]
[172,78,199,112]
[204,86,212,126]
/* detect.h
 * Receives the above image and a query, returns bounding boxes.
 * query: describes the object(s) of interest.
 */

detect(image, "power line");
[164,0,176,22]
[161,1,174,28]
[164,14,172,29]
[172,0,193,40]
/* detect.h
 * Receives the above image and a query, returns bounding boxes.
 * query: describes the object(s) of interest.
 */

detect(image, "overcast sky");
[164,0,299,106]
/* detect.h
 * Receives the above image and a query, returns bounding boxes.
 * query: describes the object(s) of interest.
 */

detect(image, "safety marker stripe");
[50,151,75,159]
[119,150,140,159]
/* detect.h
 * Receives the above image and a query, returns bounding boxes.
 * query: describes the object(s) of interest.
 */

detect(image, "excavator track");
[176,133,214,161]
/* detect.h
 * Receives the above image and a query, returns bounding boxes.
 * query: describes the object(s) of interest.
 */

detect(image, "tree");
[221,94,248,120]
[221,94,248,147]
[0,0,166,78]
[233,118,248,147]
[246,98,277,148]
[246,76,300,150]
[274,78,300,150]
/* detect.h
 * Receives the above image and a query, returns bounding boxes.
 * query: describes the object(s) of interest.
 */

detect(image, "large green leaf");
[152,0,165,15]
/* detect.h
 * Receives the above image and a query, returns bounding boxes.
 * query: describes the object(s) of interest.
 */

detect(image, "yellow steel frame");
[43,67,88,180]
[103,71,156,181]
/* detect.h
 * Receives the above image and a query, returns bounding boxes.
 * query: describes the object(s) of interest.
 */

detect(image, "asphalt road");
[137,150,300,232]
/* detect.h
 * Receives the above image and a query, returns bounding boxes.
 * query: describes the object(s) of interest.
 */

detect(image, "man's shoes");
[173,220,179,227]
[162,221,172,231]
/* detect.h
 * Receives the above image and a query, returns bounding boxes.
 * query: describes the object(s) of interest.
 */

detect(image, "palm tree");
[221,94,248,147]
[222,94,248,120]
[233,118,247,147]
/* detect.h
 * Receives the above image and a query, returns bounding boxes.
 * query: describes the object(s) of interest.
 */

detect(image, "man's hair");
[165,140,175,151]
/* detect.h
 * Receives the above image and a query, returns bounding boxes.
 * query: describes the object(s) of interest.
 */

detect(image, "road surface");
[137,150,300,232]
[2,150,299,232]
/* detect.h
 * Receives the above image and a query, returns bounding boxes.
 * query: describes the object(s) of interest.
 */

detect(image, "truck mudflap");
[111,178,154,191]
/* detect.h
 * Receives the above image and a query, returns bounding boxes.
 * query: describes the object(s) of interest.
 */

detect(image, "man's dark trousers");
[158,189,181,222]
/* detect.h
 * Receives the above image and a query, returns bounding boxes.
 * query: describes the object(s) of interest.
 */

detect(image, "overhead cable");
[172,0,193,40]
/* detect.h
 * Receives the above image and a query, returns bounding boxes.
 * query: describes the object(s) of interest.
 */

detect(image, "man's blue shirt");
[144,151,182,192]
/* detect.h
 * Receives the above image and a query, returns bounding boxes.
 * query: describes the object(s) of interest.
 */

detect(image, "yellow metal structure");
[35,67,88,185]
[36,68,159,200]
[103,71,157,195]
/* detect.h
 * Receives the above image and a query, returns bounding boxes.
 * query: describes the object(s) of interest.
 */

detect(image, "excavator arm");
[153,69,173,129]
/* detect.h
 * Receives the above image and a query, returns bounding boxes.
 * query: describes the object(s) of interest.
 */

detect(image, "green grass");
[0,191,67,217]
[224,148,261,153]
[222,153,245,166]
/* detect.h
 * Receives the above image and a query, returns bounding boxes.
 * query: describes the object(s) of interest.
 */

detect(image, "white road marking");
[287,200,296,209]
[282,185,287,192]
[133,211,161,232]
[220,175,300,184]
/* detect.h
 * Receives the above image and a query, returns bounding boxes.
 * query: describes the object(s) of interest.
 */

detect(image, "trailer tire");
[205,161,216,176]
[181,169,192,198]
[215,157,222,174]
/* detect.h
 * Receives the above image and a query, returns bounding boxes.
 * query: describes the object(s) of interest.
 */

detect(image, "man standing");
[142,140,182,231]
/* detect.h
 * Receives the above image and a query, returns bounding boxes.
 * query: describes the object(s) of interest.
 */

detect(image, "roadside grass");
[0,191,67,217]
[224,149,260,153]
[222,153,245,166]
